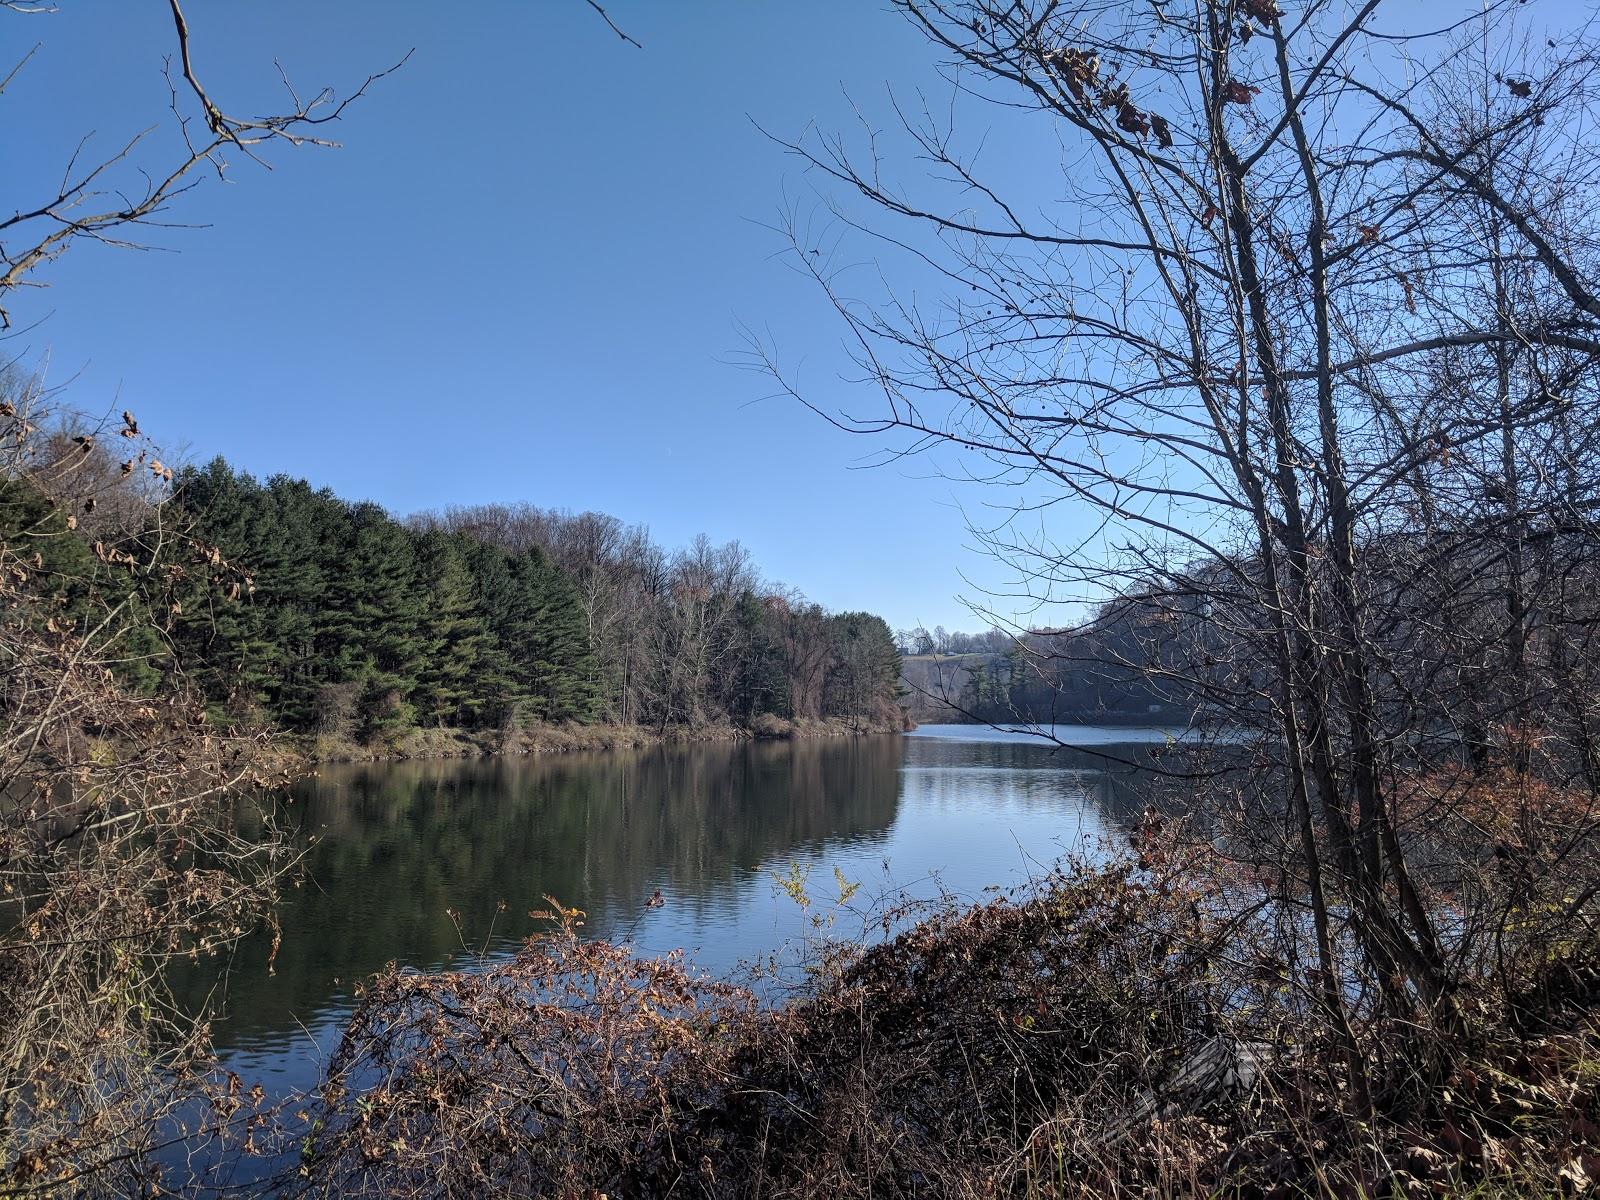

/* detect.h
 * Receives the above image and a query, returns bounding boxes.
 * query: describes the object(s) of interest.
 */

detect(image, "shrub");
[295,862,1223,1198]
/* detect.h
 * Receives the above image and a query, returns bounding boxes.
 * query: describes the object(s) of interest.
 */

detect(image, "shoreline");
[292,715,910,766]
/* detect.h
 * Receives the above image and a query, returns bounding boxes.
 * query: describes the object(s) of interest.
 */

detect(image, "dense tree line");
[1,444,908,748]
[166,459,603,739]
[119,464,905,743]
[914,506,1600,739]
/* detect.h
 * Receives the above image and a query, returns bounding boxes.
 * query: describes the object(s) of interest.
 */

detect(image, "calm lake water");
[171,723,1184,1112]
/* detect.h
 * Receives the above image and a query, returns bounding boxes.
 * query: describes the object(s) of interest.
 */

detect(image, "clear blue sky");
[12,0,1021,634]
[11,1,1594,633]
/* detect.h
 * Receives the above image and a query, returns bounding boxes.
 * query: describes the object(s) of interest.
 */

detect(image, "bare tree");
[2,2,405,332]
[759,0,1600,1082]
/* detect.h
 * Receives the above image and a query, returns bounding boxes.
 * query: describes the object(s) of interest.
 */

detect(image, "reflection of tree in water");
[169,737,904,1046]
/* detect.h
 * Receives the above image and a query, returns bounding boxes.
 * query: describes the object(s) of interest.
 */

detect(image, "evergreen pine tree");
[318,501,422,739]
[411,530,491,727]
[459,539,527,727]
[508,549,602,723]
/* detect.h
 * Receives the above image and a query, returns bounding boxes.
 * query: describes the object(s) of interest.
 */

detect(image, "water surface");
[173,723,1175,1105]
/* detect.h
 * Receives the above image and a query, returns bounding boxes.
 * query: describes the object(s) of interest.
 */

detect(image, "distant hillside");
[899,608,1204,727]
[899,653,991,723]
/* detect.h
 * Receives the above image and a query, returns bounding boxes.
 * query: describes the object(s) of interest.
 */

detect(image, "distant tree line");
[895,625,1014,658]
[897,612,1197,725]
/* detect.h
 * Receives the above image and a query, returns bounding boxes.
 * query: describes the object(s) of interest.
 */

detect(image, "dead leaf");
[1225,79,1260,105]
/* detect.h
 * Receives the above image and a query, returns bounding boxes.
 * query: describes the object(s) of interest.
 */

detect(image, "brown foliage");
[291,824,1600,1198]
[296,862,1225,1198]
[0,396,294,1195]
